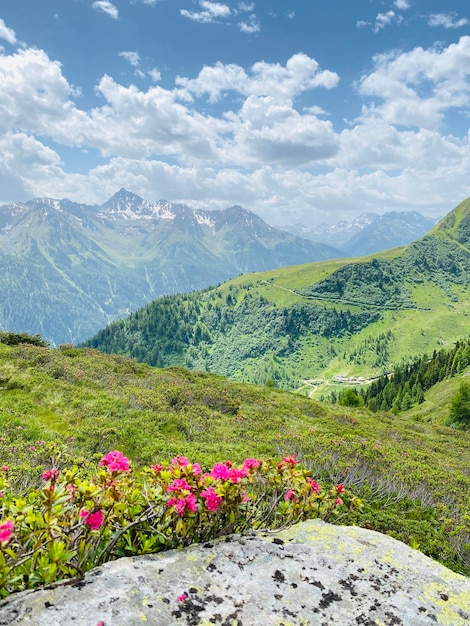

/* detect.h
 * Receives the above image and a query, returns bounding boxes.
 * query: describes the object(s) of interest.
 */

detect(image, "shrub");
[0,451,360,597]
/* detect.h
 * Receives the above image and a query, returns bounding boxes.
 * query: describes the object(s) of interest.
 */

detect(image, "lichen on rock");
[1,519,469,625]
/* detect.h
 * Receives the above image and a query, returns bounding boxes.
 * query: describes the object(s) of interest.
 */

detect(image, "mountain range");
[85,198,470,396]
[284,211,437,255]
[0,189,340,344]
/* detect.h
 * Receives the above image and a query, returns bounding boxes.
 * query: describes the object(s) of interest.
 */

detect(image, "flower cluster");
[99,450,130,473]
[0,450,360,598]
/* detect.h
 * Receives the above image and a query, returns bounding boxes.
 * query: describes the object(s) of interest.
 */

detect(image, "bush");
[0,451,360,597]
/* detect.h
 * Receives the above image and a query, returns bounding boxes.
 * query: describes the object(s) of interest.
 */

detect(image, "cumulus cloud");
[0,18,16,44]
[177,54,339,102]
[3,37,470,224]
[181,1,231,24]
[92,1,119,19]
[428,13,470,30]
[356,36,470,129]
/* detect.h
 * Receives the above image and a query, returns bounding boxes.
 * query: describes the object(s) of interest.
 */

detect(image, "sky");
[1,1,470,226]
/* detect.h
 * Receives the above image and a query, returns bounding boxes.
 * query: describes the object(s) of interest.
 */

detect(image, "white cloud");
[238,14,260,34]
[393,0,411,10]
[119,51,141,67]
[148,68,162,82]
[181,1,231,24]
[356,36,470,129]
[177,54,339,102]
[92,1,119,19]
[428,13,470,30]
[3,39,470,225]
[237,2,254,11]
[357,11,403,33]
[373,11,401,33]
[0,18,16,44]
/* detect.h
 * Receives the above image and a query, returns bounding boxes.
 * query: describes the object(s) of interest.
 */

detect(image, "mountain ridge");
[0,190,342,344]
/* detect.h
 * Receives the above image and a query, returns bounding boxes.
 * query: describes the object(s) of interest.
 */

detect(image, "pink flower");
[0,492,3,498]
[151,463,165,473]
[1,465,8,472]
[167,478,193,492]
[171,455,189,467]
[227,467,248,483]
[191,463,202,476]
[99,450,129,473]
[335,498,343,506]
[307,478,320,494]
[29,446,35,451]
[201,487,222,512]
[210,462,230,480]
[177,593,187,602]
[42,468,59,481]
[282,455,300,466]
[335,484,346,494]
[185,493,197,513]
[284,489,298,502]
[80,509,104,530]
[169,493,197,516]
[242,458,262,470]
[0,519,14,544]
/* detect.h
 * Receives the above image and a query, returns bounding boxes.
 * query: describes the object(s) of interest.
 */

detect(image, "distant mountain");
[342,211,437,256]
[85,198,470,391]
[0,189,342,344]
[284,211,436,255]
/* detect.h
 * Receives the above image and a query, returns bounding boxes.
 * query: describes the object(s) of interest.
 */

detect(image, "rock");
[1,519,469,625]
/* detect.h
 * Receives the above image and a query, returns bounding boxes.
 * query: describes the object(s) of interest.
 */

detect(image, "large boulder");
[1,519,469,625]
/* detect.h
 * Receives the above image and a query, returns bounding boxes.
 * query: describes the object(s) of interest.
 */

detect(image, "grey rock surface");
[1,519,469,625]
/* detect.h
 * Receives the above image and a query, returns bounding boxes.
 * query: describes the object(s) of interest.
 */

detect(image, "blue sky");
[1,1,470,225]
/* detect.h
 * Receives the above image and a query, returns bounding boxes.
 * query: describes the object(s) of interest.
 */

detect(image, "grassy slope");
[1,341,470,574]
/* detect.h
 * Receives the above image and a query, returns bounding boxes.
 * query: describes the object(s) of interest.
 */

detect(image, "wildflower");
[171,455,189,467]
[191,463,202,476]
[307,478,320,494]
[167,478,193,493]
[99,450,129,473]
[80,509,104,530]
[282,455,300,466]
[42,468,59,481]
[335,484,346,494]
[29,445,35,451]
[201,486,222,512]
[151,463,165,473]
[1,465,8,472]
[284,489,297,501]
[335,498,343,506]
[177,593,188,602]
[210,463,230,481]
[169,493,197,516]
[0,519,14,544]
[242,458,262,470]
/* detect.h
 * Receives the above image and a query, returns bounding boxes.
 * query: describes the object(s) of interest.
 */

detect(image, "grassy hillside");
[1,339,470,575]
[84,200,470,394]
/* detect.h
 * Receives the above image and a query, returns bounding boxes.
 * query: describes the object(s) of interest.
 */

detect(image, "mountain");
[284,211,436,255]
[342,211,437,256]
[85,198,470,393]
[0,189,342,345]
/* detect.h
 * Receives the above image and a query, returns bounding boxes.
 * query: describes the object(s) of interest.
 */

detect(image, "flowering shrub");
[0,451,360,597]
